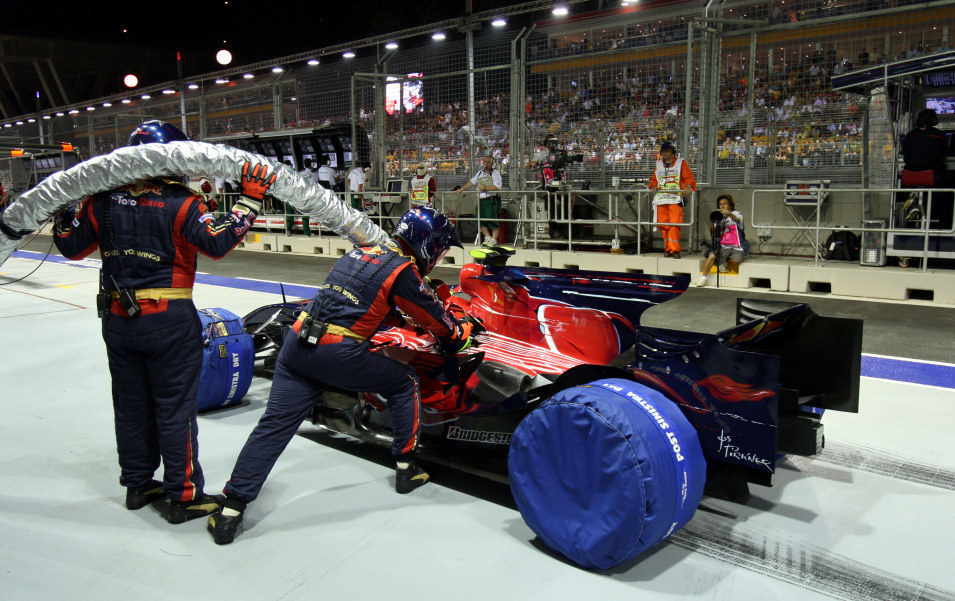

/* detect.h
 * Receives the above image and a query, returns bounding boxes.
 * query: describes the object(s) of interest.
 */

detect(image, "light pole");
[177,51,187,134]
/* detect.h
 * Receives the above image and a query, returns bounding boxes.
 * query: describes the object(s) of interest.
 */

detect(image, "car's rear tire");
[508,378,706,569]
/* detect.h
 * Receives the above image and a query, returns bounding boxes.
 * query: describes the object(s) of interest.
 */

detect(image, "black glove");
[232,161,277,215]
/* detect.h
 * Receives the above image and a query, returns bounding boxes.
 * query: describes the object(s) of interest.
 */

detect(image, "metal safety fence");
[3,0,955,240]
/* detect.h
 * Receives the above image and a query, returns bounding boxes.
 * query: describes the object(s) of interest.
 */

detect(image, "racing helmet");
[128,120,189,146]
[393,207,462,275]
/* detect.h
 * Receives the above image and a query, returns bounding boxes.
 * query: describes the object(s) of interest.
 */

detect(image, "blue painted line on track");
[860,355,955,390]
[9,249,953,389]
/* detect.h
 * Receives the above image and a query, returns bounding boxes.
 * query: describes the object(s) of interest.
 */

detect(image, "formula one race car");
[239,246,862,569]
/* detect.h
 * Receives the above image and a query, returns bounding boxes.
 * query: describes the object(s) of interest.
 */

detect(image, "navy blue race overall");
[223,243,460,503]
[53,179,255,502]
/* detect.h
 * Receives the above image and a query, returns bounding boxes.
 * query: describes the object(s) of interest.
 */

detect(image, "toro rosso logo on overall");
[446,426,512,445]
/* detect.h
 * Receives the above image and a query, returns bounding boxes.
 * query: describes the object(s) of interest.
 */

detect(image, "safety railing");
[212,186,708,255]
[750,187,955,272]
[432,187,697,254]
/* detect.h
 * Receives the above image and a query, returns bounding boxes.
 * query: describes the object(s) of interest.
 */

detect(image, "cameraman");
[697,194,747,287]
[648,141,696,259]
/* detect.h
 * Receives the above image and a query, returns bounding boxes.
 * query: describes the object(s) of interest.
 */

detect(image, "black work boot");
[125,479,164,510]
[161,493,221,525]
[207,496,247,545]
[395,460,430,494]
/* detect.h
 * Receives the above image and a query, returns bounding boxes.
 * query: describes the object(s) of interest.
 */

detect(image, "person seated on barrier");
[697,194,748,287]
[207,206,475,545]
[455,156,502,245]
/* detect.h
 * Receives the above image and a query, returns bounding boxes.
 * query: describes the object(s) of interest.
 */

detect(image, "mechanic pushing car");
[52,120,271,524]
[208,206,474,545]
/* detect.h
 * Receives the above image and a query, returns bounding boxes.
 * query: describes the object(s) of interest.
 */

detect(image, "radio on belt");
[296,311,327,347]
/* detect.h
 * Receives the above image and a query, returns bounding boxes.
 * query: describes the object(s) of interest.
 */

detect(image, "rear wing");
[732,298,862,414]
[619,298,862,501]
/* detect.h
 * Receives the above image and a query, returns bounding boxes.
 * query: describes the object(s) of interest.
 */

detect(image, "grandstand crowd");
[74,0,947,185]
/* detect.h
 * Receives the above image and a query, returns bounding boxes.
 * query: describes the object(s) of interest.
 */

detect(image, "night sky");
[2,0,532,76]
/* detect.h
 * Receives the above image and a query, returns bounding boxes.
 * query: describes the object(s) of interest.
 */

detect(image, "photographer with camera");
[527,138,584,240]
[697,194,748,287]
[648,141,696,259]
[528,137,584,189]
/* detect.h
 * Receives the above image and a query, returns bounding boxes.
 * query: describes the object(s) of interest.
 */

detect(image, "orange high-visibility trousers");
[656,203,684,253]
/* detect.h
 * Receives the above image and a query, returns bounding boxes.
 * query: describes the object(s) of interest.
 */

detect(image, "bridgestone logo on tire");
[446,426,512,445]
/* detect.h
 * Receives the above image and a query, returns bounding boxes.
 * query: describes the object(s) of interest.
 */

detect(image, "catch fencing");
[3,0,955,241]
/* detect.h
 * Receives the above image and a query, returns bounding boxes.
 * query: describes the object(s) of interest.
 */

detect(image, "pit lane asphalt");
[21,235,955,363]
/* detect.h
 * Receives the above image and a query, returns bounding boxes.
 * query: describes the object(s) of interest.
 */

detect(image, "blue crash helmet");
[393,206,462,275]
[128,120,189,146]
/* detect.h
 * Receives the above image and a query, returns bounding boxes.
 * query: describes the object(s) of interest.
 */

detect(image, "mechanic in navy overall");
[208,206,473,544]
[52,120,272,525]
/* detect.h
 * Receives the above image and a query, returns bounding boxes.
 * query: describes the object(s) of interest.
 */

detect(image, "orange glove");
[233,161,277,214]
[443,320,474,353]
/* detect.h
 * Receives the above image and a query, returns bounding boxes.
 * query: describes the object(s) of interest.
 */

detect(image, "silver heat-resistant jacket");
[0,141,391,266]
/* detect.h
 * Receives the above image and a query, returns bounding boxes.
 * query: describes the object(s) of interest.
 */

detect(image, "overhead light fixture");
[215,78,228,84]
[188,83,199,89]
[86,106,95,111]
[140,94,151,100]
[162,89,176,95]
[244,73,255,79]
[69,109,79,114]
[16,120,24,125]
[42,115,51,119]
[343,51,355,58]
[3,123,11,128]
[491,17,506,26]
[432,31,446,41]
[307,59,320,66]
[385,41,398,50]
[121,99,131,104]
[290,97,297,101]
[271,66,283,73]
[123,74,138,88]
[27,118,36,123]
[216,49,233,65]
[552,5,569,16]
[103,102,112,107]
